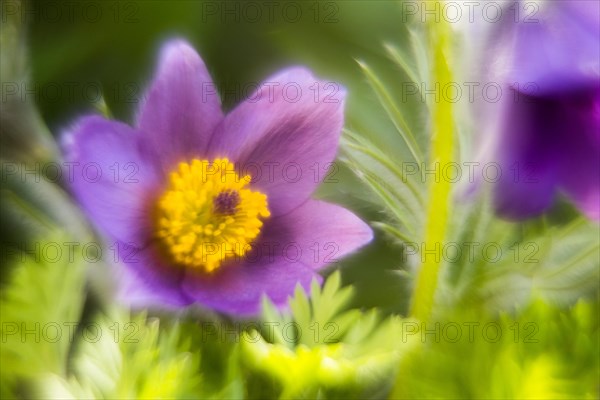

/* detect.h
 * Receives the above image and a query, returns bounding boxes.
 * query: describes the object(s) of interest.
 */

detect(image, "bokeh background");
[2,1,598,399]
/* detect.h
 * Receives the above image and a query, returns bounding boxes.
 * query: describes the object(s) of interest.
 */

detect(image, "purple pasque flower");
[491,0,600,220]
[63,39,372,315]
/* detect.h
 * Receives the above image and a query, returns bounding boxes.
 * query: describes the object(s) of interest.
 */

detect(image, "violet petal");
[258,199,373,270]
[207,67,346,216]
[116,241,192,307]
[137,39,223,171]
[182,256,319,316]
[62,115,160,244]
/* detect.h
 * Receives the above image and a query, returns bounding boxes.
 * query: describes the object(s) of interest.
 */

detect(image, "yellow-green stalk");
[409,3,455,322]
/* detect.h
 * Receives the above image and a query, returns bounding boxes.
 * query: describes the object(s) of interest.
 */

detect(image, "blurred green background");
[2,1,599,398]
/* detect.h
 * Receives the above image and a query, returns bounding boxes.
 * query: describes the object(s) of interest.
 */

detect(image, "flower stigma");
[156,158,270,272]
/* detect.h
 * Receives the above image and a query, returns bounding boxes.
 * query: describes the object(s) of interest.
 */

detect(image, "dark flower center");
[213,189,241,215]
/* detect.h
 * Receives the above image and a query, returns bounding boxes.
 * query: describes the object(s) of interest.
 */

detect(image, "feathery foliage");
[242,272,409,399]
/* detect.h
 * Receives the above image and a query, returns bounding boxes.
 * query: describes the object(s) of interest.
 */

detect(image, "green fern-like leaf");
[243,272,408,399]
[339,24,435,248]
[0,236,87,397]
[391,298,599,399]
[33,310,203,399]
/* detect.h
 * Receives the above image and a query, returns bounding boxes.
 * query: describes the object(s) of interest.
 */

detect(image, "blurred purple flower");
[492,0,599,220]
[63,40,372,315]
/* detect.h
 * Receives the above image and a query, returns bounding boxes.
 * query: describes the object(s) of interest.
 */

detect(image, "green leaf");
[243,272,407,399]
[473,218,600,310]
[338,26,430,248]
[0,236,87,396]
[391,298,599,399]
[383,43,422,94]
[33,311,203,399]
[289,284,312,344]
[355,60,423,165]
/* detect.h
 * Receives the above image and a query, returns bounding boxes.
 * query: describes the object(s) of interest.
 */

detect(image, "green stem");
[409,9,455,321]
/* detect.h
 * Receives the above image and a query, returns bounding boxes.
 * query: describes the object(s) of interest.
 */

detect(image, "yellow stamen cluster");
[156,158,270,272]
